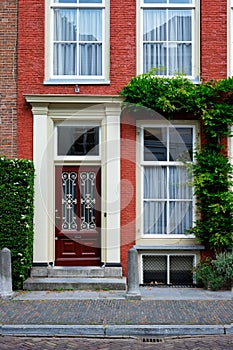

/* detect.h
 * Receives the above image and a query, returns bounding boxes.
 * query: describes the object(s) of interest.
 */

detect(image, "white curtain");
[79,9,102,75]
[144,166,192,234]
[53,8,102,76]
[143,9,192,75]
[54,9,77,75]
[143,10,166,74]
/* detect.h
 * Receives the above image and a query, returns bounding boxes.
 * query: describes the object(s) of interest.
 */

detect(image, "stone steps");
[23,266,127,291]
[23,277,127,291]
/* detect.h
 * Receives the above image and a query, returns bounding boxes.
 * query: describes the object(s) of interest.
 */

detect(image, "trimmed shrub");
[0,157,34,289]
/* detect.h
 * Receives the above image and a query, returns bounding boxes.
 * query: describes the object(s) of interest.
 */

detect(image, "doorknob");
[55,209,60,219]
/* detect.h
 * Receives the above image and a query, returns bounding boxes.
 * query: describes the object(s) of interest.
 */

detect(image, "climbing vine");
[120,73,233,253]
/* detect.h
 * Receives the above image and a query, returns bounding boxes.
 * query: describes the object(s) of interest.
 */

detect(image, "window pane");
[80,0,102,2]
[144,128,167,161]
[169,166,192,199]
[54,0,76,3]
[169,0,192,3]
[168,43,192,76]
[54,43,77,75]
[79,9,102,75]
[79,10,102,41]
[168,10,192,41]
[54,9,77,41]
[143,10,167,74]
[144,0,166,3]
[144,201,167,234]
[144,10,166,41]
[143,43,167,74]
[57,126,99,156]
[169,201,193,234]
[144,167,167,199]
[169,127,193,161]
[53,9,77,75]
[79,43,102,75]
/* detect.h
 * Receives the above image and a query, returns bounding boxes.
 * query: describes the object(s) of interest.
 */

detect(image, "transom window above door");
[138,0,199,80]
[55,125,101,160]
[45,0,109,84]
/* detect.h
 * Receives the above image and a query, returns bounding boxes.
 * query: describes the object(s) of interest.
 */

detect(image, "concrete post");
[0,248,14,299]
[126,247,141,300]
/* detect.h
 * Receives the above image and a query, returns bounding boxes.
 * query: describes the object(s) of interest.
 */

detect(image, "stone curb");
[225,324,233,334]
[0,325,105,336]
[0,324,231,337]
[106,325,225,337]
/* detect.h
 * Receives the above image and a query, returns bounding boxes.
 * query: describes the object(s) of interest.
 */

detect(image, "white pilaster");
[32,104,54,263]
[102,103,121,264]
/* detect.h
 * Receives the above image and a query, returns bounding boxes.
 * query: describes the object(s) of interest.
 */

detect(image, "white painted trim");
[45,0,110,83]
[136,0,200,81]
[136,120,199,241]
[25,95,122,265]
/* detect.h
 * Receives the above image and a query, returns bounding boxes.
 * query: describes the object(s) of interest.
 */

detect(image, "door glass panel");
[62,172,78,230]
[80,171,96,230]
[57,126,99,156]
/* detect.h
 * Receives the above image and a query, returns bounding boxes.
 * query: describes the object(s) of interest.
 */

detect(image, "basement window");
[142,254,196,286]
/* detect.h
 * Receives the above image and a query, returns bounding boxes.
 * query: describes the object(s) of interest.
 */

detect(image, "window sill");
[134,245,205,251]
[43,78,111,85]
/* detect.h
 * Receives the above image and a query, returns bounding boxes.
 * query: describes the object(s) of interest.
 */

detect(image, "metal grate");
[140,337,164,343]
[142,255,195,286]
[170,256,194,285]
[143,255,167,285]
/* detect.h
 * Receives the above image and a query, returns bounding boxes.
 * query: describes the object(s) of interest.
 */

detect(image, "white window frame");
[228,0,233,77]
[44,0,110,85]
[54,121,101,161]
[137,0,200,82]
[139,121,197,238]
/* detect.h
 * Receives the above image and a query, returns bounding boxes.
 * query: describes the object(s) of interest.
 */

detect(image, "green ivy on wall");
[0,157,34,289]
[120,73,233,253]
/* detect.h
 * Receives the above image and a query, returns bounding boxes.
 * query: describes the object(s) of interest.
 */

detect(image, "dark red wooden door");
[55,166,101,266]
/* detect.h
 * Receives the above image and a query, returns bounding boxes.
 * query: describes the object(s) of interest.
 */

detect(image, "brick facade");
[1,1,231,275]
[200,0,227,80]
[0,0,18,158]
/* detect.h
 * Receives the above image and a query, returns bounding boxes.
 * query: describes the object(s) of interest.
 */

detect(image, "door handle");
[55,209,60,219]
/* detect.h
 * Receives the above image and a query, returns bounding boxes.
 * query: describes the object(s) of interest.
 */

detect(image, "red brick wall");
[200,0,227,80]
[0,0,17,158]
[17,0,229,158]
[17,0,137,159]
[120,112,137,276]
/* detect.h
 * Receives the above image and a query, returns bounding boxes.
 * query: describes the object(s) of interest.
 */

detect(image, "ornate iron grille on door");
[62,172,78,230]
[80,171,96,230]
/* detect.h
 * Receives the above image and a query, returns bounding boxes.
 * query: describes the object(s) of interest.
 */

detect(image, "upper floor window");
[138,0,199,80]
[45,0,109,84]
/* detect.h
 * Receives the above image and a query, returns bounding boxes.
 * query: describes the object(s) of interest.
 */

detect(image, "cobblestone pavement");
[0,299,233,325]
[0,335,233,350]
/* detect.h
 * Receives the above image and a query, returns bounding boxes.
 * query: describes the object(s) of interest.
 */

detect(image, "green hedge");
[0,157,34,289]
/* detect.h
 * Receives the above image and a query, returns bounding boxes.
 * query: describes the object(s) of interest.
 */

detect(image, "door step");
[23,266,126,291]
[23,277,126,291]
[30,266,123,278]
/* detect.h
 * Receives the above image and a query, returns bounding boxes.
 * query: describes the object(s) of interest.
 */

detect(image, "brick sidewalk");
[0,299,232,326]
